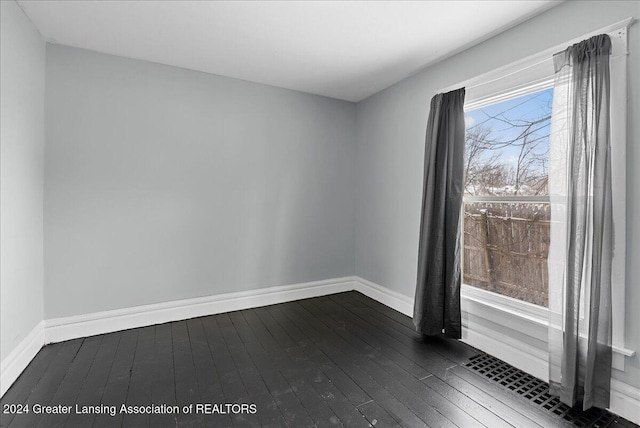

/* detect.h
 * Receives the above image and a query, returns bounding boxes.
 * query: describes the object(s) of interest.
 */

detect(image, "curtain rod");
[462,52,629,92]
[438,17,635,94]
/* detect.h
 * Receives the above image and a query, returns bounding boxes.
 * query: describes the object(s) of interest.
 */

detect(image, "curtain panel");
[413,88,466,338]
[548,34,613,410]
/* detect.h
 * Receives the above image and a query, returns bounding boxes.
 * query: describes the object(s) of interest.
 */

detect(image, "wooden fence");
[463,202,550,307]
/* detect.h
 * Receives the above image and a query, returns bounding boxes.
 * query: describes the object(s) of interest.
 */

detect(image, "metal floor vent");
[465,354,619,427]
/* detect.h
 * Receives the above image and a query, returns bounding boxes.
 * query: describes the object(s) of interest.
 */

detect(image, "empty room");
[1,0,639,427]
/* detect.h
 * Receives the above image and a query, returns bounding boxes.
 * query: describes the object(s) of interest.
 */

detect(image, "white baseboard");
[1,277,354,398]
[462,317,640,424]
[461,322,550,381]
[2,274,638,425]
[354,276,413,317]
[45,276,356,344]
[610,378,640,424]
[353,277,550,377]
[353,276,640,425]
[1,321,45,397]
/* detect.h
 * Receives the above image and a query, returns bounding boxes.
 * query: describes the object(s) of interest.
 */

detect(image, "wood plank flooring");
[0,292,633,427]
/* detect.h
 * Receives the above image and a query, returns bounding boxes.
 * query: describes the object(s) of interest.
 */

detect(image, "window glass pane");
[464,88,552,196]
[463,88,553,306]
[463,202,550,307]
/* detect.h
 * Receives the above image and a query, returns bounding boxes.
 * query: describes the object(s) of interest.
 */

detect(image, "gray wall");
[0,0,46,361]
[8,0,638,393]
[354,0,640,388]
[44,45,356,319]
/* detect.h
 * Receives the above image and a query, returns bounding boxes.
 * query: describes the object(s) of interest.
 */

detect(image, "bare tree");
[464,124,505,195]
[464,102,550,196]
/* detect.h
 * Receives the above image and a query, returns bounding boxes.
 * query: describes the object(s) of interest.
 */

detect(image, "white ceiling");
[17,0,561,102]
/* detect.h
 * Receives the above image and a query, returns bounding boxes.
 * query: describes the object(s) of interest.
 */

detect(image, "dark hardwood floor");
[0,292,634,427]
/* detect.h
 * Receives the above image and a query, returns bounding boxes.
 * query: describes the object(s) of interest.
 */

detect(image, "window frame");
[462,83,553,311]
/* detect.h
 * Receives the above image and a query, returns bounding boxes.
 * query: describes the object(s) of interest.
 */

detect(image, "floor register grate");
[464,354,622,427]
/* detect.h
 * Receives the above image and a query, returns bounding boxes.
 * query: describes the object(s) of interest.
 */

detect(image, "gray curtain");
[548,34,613,410]
[413,88,466,338]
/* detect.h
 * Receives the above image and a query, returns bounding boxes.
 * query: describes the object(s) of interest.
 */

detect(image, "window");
[463,87,553,307]
[451,18,633,374]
